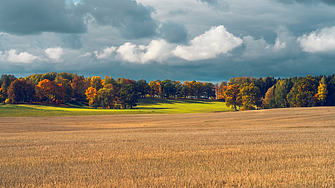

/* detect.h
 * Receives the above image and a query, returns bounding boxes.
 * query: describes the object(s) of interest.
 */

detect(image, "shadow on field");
[138,98,218,106]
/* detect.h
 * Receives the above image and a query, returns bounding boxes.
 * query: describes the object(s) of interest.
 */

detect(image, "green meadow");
[0,98,231,117]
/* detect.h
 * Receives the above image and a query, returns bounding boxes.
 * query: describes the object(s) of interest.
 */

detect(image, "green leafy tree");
[287,76,318,107]
[96,88,115,109]
[274,80,289,108]
[172,81,182,99]
[119,84,139,109]
[137,79,149,98]
[161,79,176,99]
[203,82,216,99]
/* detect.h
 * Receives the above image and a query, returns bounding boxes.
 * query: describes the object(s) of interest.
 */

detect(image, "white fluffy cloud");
[45,47,64,60]
[117,39,173,63]
[298,26,335,53]
[94,46,117,59]
[7,50,40,63]
[172,25,243,61]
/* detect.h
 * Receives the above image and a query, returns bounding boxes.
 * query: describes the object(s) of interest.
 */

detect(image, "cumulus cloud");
[172,25,242,61]
[0,0,86,35]
[298,26,335,53]
[117,39,173,63]
[7,50,40,63]
[45,47,64,60]
[94,46,117,59]
[159,21,188,44]
[241,26,298,60]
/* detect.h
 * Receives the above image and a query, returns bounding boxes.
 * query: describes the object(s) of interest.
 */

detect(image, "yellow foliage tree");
[262,86,274,108]
[91,76,103,91]
[85,87,97,106]
[317,83,328,105]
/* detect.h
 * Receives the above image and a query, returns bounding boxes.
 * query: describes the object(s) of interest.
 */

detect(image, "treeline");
[216,75,334,110]
[0,72,215,109]
[1,72,334,110]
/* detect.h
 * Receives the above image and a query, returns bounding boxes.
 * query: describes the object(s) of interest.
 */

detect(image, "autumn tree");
[216,82,227,100]
[225,84,242,111]
[181,81,190,99]
[71,76,86,101]
[37,79,65,104]
[85,87,97,106]
[91,76,103,91]
[103,76,115,86]
[262,86,275,109]
[96,88,115,109]
[148,80,160,98]
[56,78,72,102]
[0,75,16,99]
[287,76,318,107]
[7,79,35,104]
[240,83,262,110]
[317,83,328,106]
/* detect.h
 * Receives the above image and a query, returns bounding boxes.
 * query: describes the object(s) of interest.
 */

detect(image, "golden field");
[1,107,335,187]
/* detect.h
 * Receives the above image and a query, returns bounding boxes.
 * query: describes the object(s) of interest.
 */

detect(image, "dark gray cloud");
[0,0,159,40]
[60,34,83,49]
[78,0,158,39]
[0,0,86,35]
[159,21,188,44]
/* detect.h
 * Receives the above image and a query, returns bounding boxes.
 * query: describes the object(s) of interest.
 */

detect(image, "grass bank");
[0,98,231,117]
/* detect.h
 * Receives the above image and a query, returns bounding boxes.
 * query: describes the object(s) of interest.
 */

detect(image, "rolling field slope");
[1,107,335,187]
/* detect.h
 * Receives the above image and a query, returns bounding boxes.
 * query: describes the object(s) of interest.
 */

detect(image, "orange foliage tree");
[37,79,65,104]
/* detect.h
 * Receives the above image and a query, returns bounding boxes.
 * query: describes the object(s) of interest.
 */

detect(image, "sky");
[1,0,335,82]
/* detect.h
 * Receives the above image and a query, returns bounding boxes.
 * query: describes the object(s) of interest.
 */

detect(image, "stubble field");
[1,107,335,187]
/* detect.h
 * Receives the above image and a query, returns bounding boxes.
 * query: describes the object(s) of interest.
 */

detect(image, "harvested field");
[1,107,335,187]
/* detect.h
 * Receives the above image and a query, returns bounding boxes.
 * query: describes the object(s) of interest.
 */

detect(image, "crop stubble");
[1,107,335,187]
